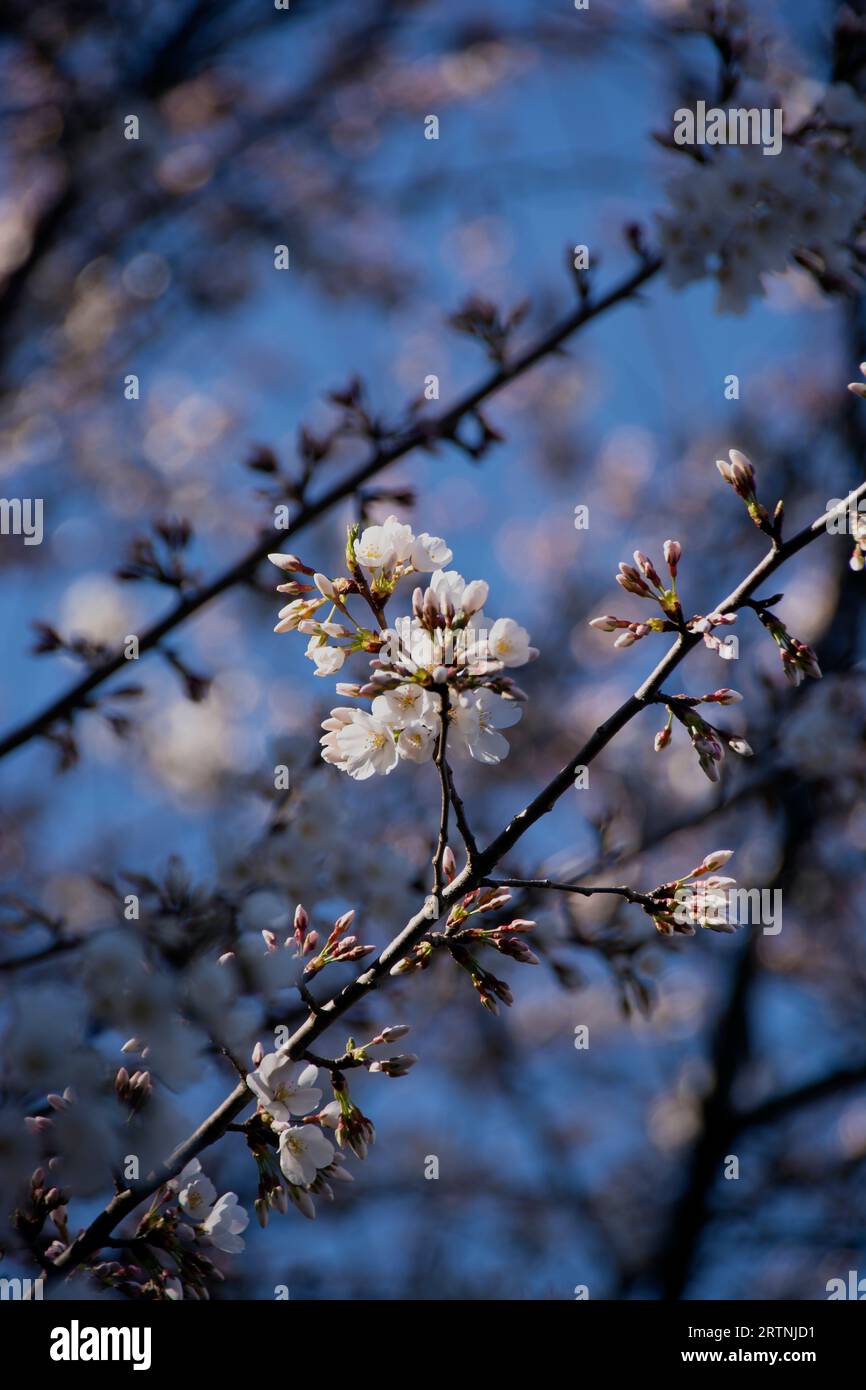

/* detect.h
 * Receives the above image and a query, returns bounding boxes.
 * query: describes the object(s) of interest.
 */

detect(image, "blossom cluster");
[658,82,866,313]
[589,445,831,779]
[242,1028,410,1221]
[654,688,752,783]
[168,1160,249,1254]
[270,515,537,779]
[391,865,537,1015]
[641,849,739,937]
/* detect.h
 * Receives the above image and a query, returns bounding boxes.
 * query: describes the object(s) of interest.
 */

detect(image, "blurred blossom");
[0,200,34,278]
[145,696,251,797]
[648,1089,702,1151]
[780,677,866,778]
[51,1097,123,1196]
[10,986,86,1092]
[59,574,135,645]
[838,1102,866,1160]
[123,252,171,301]
[156,143,215,194]
[0,1109,39,1198]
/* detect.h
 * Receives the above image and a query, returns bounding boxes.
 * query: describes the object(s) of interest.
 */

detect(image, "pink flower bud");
[292,1188,316,1220]
[313,573,336,599]
[268,553,307,573]
[702,850,734,872]
[380,1025,411,1042]
[633,551,662,587]
[460,580,489,616]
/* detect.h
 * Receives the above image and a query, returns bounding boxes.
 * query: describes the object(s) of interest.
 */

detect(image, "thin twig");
[482,876,654,909]
[445,761,478,861]
[431,687,450,897]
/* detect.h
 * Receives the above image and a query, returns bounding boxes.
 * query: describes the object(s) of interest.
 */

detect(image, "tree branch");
[482,876,654,908]
[43,475,866,1286]
[445,761,479,862]
[431,687,451,897]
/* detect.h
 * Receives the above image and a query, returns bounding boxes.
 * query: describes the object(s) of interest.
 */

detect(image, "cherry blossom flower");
[395,720,438,763]
[372,684,439,727]
[178,1167,217,1223]
[450,688,522,764]
[277,1124,335,1187]
[246,1054,322,1122]
[329,709,400,780]
[305,638,346,677]
[200,1192,249,1253]
[485,617,533,667]
[411,531,453,571]
[354,516,413,570]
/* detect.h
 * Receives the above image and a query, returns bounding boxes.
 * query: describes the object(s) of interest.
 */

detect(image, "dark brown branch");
[44,468,865,1288]
[431,687,451,897]
[732,1062,866,1133]
[482,876,654,908]
[445,761,479,862]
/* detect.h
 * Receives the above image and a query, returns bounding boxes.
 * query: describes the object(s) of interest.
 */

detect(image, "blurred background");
[1,0,865,1299]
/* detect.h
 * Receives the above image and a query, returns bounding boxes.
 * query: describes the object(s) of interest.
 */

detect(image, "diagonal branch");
[731,1061,866,1132]
[44,476,866,1285]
